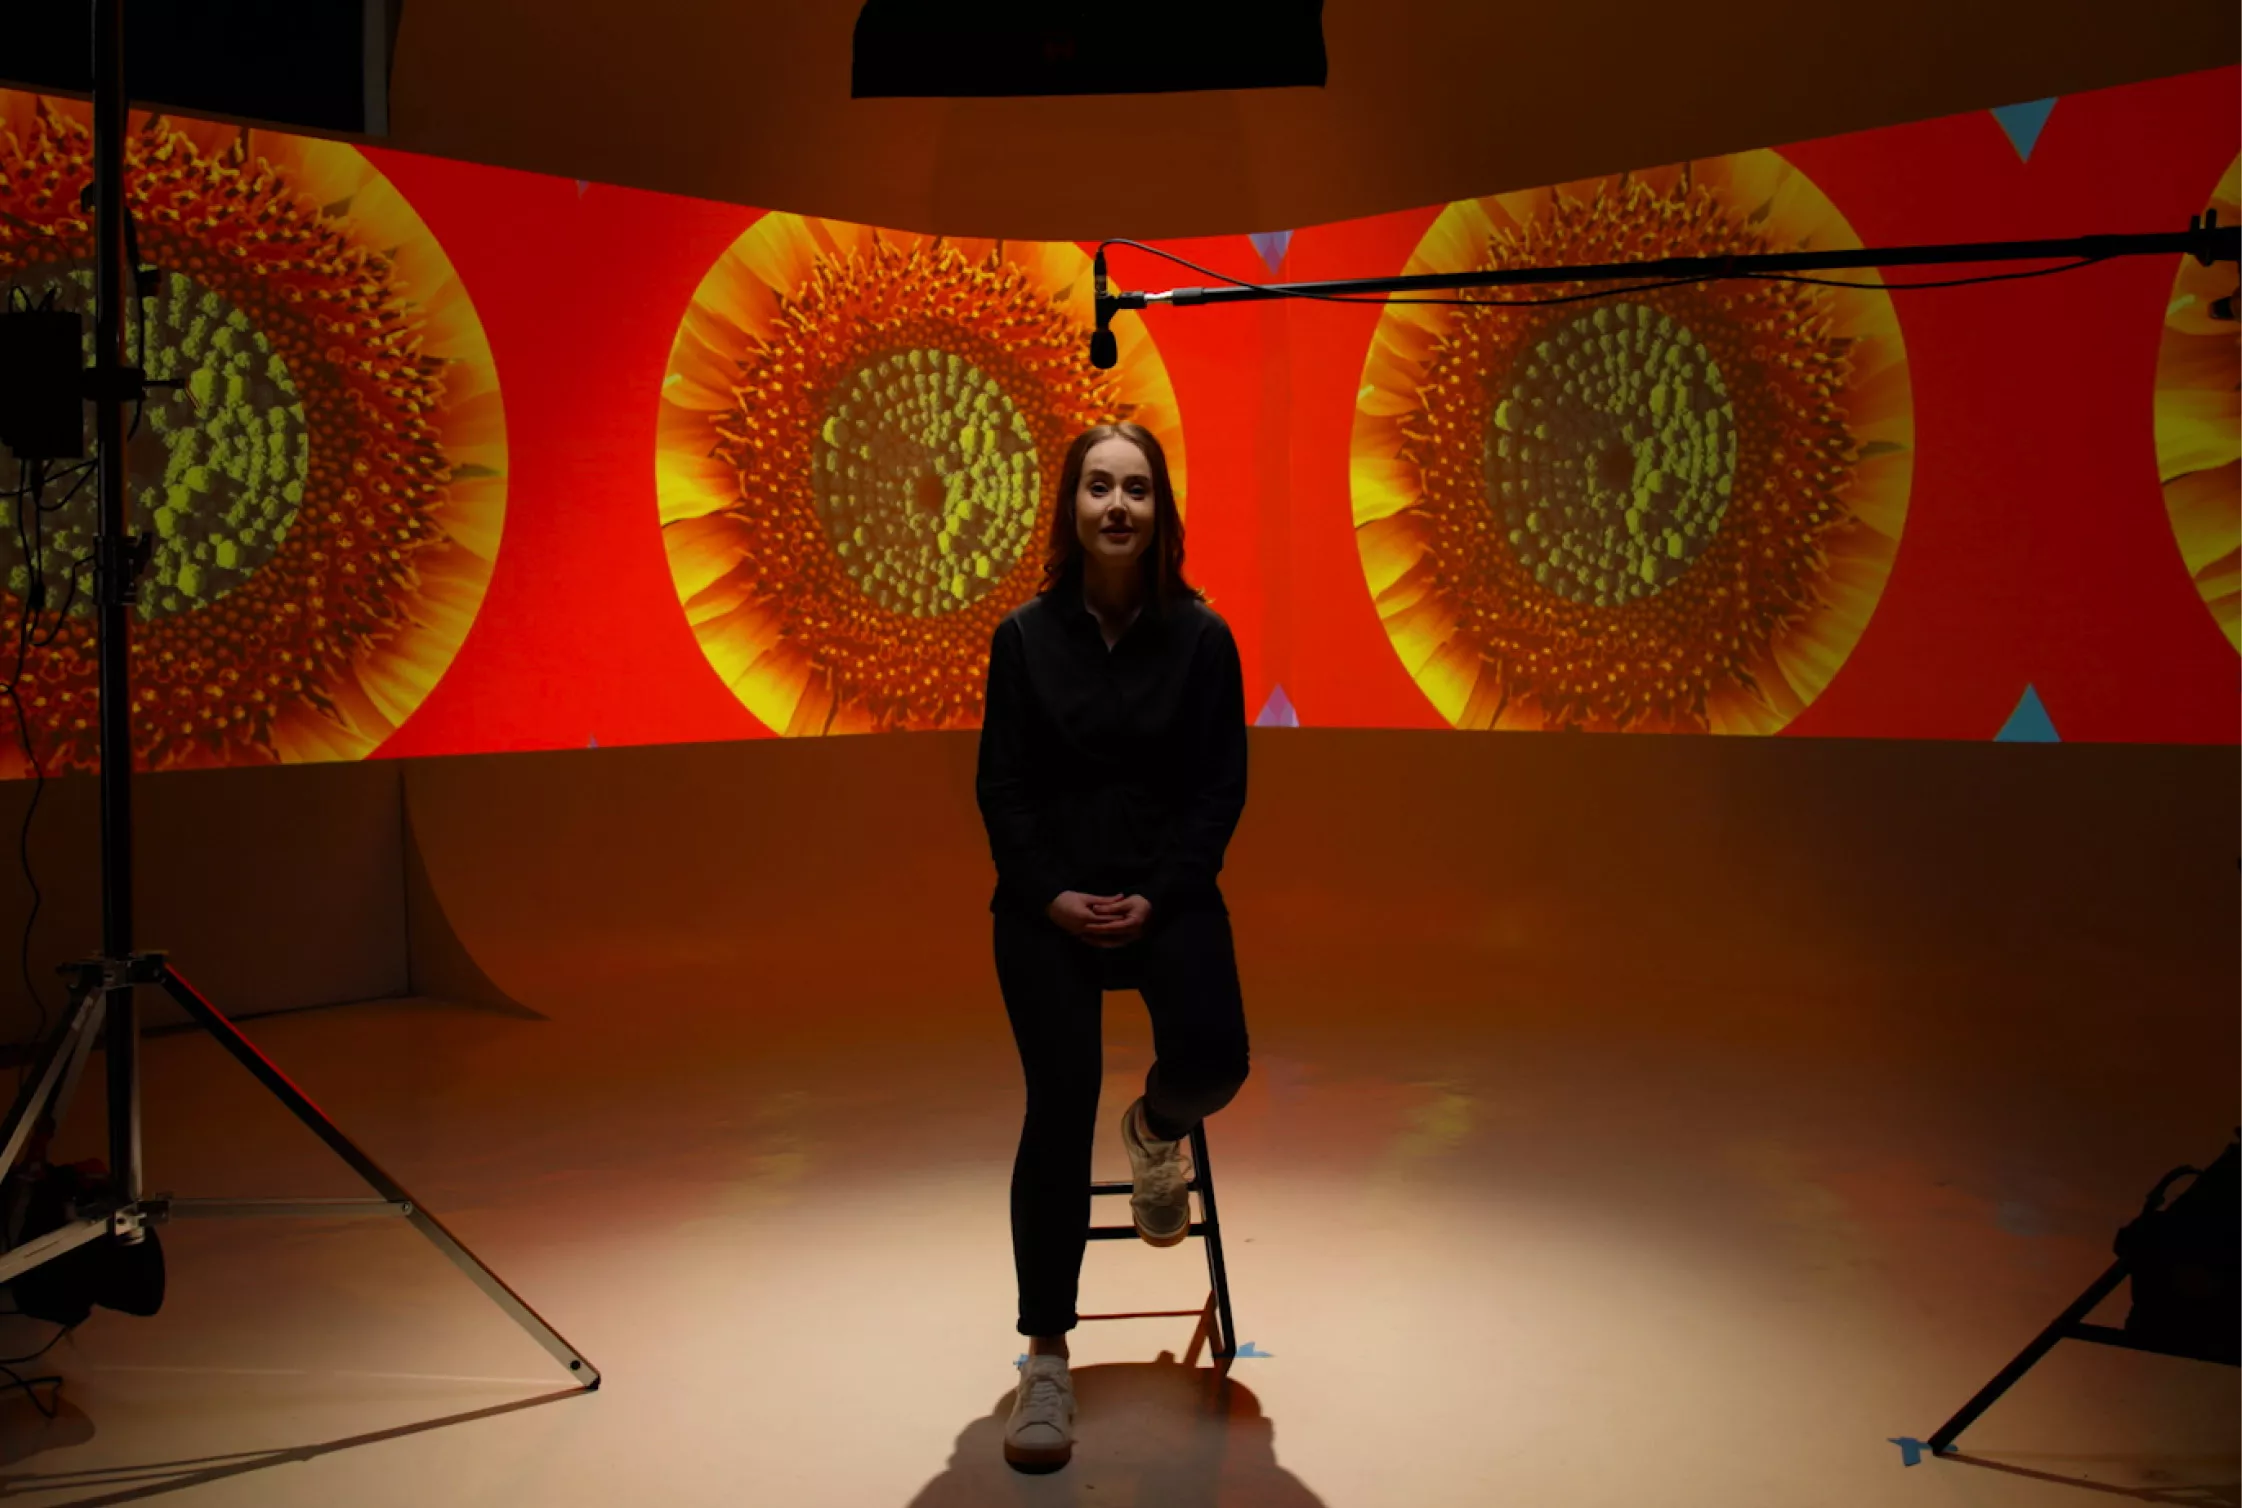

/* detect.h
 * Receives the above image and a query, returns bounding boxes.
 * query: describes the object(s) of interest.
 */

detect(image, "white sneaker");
[1120,1097,1192,1247]
[1003,1353,1076,1473]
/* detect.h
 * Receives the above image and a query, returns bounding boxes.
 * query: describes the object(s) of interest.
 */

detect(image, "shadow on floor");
[0,1388,96,1465]
[1938,1451,2241,1505]
[0,1387,584,1505]
[906,1353,1325,1507]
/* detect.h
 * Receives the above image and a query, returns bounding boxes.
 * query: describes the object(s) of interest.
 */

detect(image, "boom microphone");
[1089,247,1118,370]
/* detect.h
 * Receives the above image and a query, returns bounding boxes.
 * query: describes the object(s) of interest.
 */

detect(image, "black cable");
[32,555,96,649]
[1339,275,1738,308]
[0,272,135,1083]
[1741,256,2112,292]
[1097,238,2125,309]
[36,460,95,514]
[0,1361,63,1420]
[4,461,53,1082]
[0,1320,77,1368]
[127,262,149,442]
[0,1319,75,1421]
[1098,237,1718,308]
[23,461,98,653]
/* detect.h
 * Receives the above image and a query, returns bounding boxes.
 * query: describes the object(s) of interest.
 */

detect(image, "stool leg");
[1182,1293,1217,1369]
[1190,1123,1238,1362]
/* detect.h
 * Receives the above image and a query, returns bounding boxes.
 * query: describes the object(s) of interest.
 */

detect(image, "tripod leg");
[1927,1260,2130,1455]
[0,984,106,1181]
[156,965,600,1390]
[49,990,108,1137]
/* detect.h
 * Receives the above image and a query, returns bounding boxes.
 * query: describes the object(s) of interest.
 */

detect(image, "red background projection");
[1269,65,2240,744]
[7,65,2235,770]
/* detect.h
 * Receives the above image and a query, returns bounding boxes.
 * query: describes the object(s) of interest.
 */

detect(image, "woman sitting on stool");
[975,421,1253,1474]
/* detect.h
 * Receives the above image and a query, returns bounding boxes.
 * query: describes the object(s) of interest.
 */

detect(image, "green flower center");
[1484,302,1736,607]
[813,349,1041,618]
[1,267,309,623]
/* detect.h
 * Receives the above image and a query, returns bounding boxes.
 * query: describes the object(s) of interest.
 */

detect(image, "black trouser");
[994,901,1251,1337]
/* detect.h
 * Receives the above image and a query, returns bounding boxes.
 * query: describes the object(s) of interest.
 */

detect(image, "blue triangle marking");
[1990,98,2057,161]
[1249,230,1293,276]
[1995,685,2059,743]
[587,734,600,749]
[575,179,591,197]
[1254,684,1299,728]
[1890,1437,1927,1467]
[1235,1340,1273,1358]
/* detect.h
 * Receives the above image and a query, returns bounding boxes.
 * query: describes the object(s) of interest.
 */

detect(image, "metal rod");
[158,966,601,1389]
[1927,1260,2131,1455]
[1104,225,2240,312]
[168,1198,412,1220]
[0,986,100,1180]
[2068,1321,2239,1367]
[90,0,141,1213]
[0,1213,112,1288]
[1090,1179,1205,1197]
[50,986,107,1132]
[1087,1222,1209,1240]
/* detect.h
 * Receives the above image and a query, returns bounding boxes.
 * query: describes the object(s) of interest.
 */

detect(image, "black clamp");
[58,951,169,995]
[93,533,155,606]
[2188,208,2232,268]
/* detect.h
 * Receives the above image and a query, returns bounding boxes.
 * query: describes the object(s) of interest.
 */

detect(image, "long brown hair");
[1037,422,1202,603]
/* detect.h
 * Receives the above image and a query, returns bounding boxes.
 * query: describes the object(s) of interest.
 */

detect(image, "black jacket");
[975,586,1248,921]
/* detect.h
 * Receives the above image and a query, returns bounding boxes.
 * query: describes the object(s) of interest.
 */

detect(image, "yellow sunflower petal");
[1351,150,1910,734]
[2155,156,2240,652]
[656,215,1184,735]
[0,93,502,776]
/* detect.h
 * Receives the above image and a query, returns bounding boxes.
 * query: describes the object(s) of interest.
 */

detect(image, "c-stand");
[0,0,596,1391]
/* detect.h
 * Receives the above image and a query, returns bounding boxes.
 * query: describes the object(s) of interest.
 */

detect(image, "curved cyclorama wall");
[0,59,2228,1110]
[397,729,2238,1096]
[0,759,408,1046]
[0,729,2227,1124]
[397,733,995,1018]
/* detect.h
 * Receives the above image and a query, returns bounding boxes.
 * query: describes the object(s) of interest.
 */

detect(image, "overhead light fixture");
[852,1,1327,99]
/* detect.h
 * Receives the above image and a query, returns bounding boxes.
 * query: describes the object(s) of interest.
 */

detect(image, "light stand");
[0,0,597,1390]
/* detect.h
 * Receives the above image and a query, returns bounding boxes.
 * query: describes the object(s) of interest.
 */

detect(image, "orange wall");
[3,731,2229,1141]
[399,730,2236,1094]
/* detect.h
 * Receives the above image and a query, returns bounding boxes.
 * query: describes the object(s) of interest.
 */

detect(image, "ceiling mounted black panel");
[852,0,1326,98]
[0,0,400,136]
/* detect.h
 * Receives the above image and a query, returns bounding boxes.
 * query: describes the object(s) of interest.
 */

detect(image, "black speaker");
[6,1162,166,1328]
[0,306,84,464]
[2115,1137,2239,1364]
[0,0,401,137]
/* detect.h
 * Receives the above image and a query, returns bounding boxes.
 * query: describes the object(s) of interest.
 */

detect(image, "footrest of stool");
[1088,1222,1211,1241]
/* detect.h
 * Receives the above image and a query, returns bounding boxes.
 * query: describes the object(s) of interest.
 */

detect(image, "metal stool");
[1076,942,1239,1369]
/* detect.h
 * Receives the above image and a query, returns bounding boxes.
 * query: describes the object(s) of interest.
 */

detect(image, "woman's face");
[1074,436,1156,575]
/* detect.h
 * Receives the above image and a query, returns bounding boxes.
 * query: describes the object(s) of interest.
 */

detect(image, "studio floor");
[0,939,2232,1508]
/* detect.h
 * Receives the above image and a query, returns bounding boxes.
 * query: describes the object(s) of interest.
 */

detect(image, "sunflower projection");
[1351,155,1913,735]
[2155,155,2239,652]
[656,218,1183,736]
[0,96,504,776]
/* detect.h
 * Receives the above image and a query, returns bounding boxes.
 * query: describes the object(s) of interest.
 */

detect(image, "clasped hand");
[1047,890,1151,948]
